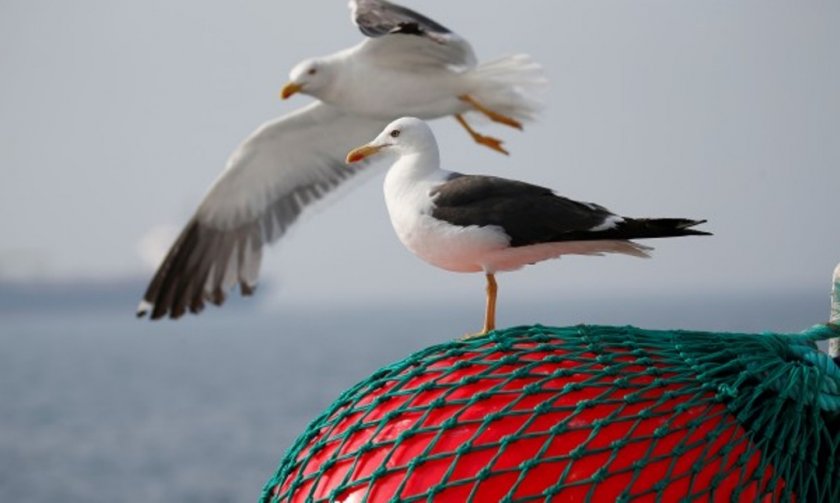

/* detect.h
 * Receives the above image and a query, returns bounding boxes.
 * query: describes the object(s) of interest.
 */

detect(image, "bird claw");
[460,330,491,341]
[474,134,509,155]
[459,95,523,130]
[491,115,523,131]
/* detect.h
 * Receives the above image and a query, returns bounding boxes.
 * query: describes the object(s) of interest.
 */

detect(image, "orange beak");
[346,144,385,164]
[280,82,303,100]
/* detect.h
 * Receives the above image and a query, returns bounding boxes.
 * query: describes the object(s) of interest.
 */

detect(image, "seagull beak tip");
[280,82,302,100]
[346,144,382,164]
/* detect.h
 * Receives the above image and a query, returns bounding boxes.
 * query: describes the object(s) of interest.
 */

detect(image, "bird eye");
[307,68,317,75]
[390,130,400,138]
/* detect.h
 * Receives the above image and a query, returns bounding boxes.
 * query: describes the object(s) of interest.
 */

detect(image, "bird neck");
[396,147,441,179]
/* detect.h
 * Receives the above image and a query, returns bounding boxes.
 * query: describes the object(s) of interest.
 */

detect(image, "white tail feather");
[466,54,548,123]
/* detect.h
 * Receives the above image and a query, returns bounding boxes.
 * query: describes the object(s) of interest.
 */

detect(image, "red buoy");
[264,326,804,502]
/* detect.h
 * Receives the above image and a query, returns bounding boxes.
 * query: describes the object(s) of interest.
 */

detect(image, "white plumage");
[137,0,546,319]
[346,117,710,335]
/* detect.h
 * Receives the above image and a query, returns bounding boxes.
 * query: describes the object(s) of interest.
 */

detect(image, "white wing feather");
[357,36,477,71]
[138,102,388,319]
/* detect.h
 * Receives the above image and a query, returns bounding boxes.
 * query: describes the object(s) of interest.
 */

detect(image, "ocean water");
[0,285,832,502]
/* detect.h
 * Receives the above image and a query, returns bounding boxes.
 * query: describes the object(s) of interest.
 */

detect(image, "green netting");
[261,324,840,502]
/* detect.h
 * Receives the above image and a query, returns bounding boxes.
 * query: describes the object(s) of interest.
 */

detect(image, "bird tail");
[617,218,712,239]
[465,54,547,123]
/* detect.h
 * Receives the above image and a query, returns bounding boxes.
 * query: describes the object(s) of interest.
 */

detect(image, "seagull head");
[280,58,332,99]
[346,117,437,164]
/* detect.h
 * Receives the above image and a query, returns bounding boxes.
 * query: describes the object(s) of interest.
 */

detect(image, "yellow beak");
[346,144,385,164]
[280,82,303,100]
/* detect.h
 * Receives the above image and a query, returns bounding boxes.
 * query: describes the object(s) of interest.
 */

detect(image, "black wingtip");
[209,289,226,307]
[609,217,713,241]
[135,299,152,319]
[681,218,707,227]
[240,282,256,297]
[680,218,712,236]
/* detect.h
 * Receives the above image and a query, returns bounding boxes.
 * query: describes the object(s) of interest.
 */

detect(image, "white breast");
[383,165,509,273]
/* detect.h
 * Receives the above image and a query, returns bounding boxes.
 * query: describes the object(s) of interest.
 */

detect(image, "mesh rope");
[261,324,840,502]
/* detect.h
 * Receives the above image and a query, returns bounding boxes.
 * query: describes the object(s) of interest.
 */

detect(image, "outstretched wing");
[137,102,388,320]
[350,0,477,69]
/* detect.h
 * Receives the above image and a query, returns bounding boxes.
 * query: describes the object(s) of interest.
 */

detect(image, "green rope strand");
[261,324,840,503]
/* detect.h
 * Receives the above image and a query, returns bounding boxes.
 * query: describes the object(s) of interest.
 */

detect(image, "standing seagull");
[347,118,711,336]
[136,0,545,320]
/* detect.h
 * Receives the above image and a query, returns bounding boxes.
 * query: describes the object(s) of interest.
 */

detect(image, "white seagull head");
[346,117,437,164]
[280,57,334,99]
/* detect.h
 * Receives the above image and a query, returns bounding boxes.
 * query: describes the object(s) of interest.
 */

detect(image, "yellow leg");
[459,94,523,130]
[460,273,498,340]
[454,114,509,155]
[482,273,498,334]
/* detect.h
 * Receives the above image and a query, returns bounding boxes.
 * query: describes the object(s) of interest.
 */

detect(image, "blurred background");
[1,1,838,501]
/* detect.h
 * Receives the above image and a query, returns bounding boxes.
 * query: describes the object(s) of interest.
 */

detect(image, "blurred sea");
[0,280,832,502]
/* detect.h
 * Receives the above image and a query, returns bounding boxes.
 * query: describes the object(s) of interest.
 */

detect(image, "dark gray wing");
[351,0,452,38]
[350,0,477,69]
[136,102,388,320]
[431,175,710,247]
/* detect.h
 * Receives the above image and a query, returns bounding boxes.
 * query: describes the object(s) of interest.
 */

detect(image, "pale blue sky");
[1,0,838,307]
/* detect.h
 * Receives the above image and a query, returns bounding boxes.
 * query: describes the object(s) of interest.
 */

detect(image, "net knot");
[768,325,840,412]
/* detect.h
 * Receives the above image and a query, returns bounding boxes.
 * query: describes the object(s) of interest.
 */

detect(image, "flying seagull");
[137,0,545,320]
[281,0,545,155]
[346,118,711,336]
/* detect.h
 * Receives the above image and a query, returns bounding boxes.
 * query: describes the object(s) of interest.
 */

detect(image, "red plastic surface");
[270,341,783,502]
